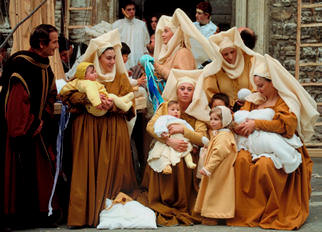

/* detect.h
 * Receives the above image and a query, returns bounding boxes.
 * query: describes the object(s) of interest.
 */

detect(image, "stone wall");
[210,0,233,30]
[269,0,321,144]
[269,0,321,80]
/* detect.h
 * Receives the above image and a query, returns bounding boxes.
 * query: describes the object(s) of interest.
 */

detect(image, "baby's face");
[168,104,181,118]
[85,66,97,81]
[209,112,222,130]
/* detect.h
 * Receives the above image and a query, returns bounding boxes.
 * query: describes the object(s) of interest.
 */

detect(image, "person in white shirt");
[191,1,218,68]
[112,1,150,69]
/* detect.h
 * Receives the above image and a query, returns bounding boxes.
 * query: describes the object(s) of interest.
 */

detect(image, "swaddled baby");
[234,108,303,173]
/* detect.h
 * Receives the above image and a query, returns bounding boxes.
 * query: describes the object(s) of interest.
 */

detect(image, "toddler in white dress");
[148,100,209,174]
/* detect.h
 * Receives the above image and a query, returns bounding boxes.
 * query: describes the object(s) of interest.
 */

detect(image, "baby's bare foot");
[162,165,172,174]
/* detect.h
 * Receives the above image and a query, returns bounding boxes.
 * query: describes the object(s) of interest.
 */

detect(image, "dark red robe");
[0,50,58,228]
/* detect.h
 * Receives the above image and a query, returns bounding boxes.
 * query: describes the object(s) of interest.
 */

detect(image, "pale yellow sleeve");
[204,132,234,173]
[183,120,208,146]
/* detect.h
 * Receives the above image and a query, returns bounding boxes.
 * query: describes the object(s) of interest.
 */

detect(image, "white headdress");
[249,54,319,142]
[154,8,216,64]
[162,68,210,122]
[81,29,127,82]
[215,106,232,128]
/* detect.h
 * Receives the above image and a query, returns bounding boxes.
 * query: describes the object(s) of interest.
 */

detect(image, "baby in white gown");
[148,101,209,174]
[234,108,302,173]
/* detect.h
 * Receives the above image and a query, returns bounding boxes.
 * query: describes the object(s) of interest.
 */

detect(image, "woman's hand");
[165,137,188,152]
[168,124,185,135]
[237,119,256,136]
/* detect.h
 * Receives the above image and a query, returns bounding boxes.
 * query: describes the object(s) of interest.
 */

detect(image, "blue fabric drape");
[140,54,165,112]
[48,103,70,215]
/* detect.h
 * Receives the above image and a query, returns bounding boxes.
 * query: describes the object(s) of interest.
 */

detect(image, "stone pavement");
[21,158,322,232]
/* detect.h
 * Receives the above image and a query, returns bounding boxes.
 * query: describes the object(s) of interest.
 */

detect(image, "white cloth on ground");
[97,198,157,229]
[234,108,303,173]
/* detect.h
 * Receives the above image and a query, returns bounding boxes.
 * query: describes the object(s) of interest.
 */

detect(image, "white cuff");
[202,167,211,176]
[202,136,209,146]
[128,77,138,86]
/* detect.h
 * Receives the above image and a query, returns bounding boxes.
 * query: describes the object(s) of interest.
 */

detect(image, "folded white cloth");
[97,198,157,229]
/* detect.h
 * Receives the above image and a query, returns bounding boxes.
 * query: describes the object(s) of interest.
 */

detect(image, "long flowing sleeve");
[60,90,88,114]
[183,119,207,146]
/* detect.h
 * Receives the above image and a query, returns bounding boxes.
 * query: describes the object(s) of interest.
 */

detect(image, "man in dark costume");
[0,24,59,230]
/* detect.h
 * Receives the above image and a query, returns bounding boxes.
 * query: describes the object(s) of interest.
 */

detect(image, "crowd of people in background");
[0,0,319,231]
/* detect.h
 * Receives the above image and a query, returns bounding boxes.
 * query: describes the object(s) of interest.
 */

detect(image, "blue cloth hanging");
[48,103,70,216]
[140,54,165,112]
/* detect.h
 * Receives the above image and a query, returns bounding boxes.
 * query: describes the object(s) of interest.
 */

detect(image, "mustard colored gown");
[227,97,312,230]
[137,102,207,226]
[61,73,137,227]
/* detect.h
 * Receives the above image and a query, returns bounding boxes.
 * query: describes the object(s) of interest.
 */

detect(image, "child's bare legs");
[162,164,172,174]
[184,154,196,169]
[162,154,196,174]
